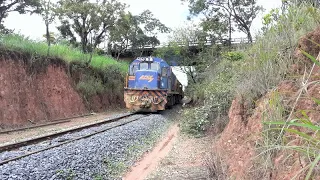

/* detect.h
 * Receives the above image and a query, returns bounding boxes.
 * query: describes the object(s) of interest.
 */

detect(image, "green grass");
[0,33,129,73]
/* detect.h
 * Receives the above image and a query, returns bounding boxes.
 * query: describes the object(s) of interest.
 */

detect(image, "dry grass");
[205,148,228,180]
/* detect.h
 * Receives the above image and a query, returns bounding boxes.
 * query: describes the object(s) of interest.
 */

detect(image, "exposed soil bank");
[214,26,320,180]
[0,53,124,129]
[0,59,87,127]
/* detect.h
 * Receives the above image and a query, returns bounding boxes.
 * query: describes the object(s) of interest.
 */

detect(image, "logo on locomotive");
[139,75,154,82]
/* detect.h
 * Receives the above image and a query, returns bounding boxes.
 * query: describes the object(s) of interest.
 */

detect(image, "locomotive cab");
[124,56,183,112]
[128,58,161,90]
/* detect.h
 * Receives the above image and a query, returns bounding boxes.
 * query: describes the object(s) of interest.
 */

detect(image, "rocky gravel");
[0,110,175,180]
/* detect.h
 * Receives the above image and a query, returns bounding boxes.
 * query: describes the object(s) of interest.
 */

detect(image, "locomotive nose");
[134,70,159,89]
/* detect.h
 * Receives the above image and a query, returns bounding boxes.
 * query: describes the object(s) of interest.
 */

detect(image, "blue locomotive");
[124,56,184,112]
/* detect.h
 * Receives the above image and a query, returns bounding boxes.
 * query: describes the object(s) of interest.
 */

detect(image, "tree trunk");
[45,22,51,56]
[246,29,253,43]
[241,22,253,43]
[81,17,87,53]
[228,12,232,48]
[117,51,121,60]
[81,37,87,53]
[139,47,145,57]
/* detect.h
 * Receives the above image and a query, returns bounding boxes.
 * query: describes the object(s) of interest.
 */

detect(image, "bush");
[222,51,244,61]
[76,75,105,97]
[181,106,210,136]
[181,57,236,136]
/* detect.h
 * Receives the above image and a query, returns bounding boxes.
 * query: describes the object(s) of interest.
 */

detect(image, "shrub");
[222,51,244,61]
[76,75,105,97]
[181,57,236,136]
[181,106,210,136]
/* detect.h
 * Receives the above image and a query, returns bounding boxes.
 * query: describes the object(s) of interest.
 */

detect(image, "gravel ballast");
[0,112,174,180]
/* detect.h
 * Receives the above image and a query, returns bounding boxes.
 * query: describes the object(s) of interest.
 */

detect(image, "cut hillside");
[213,19,320,180]
[0,34,128,129]
[175,3,320,180]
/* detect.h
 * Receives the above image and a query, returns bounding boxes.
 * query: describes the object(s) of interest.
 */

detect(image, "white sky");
[3,0,282,45]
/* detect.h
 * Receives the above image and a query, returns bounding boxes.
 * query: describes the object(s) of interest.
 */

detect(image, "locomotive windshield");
[150,62,160,72]
[140,62,148,70]
[129,64,138,75]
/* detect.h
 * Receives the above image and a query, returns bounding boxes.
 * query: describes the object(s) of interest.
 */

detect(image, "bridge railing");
[111,37,254,51]
[142,37,254,49]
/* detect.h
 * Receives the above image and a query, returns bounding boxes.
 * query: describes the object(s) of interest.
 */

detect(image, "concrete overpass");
[111,37,253,59]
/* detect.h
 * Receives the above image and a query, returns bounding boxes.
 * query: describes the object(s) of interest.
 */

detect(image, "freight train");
[124,56,184,112]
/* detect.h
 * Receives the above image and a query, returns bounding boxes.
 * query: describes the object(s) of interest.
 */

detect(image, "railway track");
[0,112,149,166]
[0,113,94,134]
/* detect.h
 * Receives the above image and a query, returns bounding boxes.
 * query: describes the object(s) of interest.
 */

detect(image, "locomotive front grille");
[124,89,168,112]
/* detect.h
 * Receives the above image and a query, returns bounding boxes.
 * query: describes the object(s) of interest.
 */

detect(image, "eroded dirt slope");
[0,59,88,128]
[214,26,320,180]
[0,53,124,129]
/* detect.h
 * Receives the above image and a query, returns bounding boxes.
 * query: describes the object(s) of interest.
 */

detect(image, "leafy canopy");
[109,9,170,58]
[182,0,263,43]
[56,0,126,53]
[0,0,41,32]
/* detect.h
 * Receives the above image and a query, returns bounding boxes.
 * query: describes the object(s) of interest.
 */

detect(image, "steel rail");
[0,113,135,152]
[0,113,148,166]
[0,113,94,134]
[0,119,72,134]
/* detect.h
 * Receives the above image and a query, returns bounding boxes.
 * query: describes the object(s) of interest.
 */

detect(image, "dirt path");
[123,123,180,180]
[123,123,213,180]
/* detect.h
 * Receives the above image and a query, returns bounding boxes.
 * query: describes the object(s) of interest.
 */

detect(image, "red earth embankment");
[214,27,320,179]
[0,53,124,129]
[0,59,87,127]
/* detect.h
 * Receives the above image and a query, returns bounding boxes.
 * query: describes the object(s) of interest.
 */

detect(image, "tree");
[183,0,263,43]
[154,24,210,84]
[109,12,141,59]
[109,10,170,59]
[282,0,320,10]
[56,0,126,54]
[39,0,57,56]
[0,0,41,32]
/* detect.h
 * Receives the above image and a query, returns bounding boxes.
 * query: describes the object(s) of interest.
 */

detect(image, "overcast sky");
[3,0,282,45]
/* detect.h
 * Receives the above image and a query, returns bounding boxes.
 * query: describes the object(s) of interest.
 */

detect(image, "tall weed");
[255,47,320,180]
[235,3,320,107]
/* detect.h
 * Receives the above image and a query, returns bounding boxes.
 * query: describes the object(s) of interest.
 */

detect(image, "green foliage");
[103,157,127,178]
[222,51,244,61]
[183,0,264,42]
[56,0,126,53]
[181,3,320,139]
[76,76,105,97]
[252,40,320,180]
[0,33,128,72]
[55,169,76,180]
[235,3,320,106]
[181,57,236,136]
[153,42,186,64]
[109,10,170,58]
[0,0,41,30]
[181,106,210,136]
[0,33,127,110]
